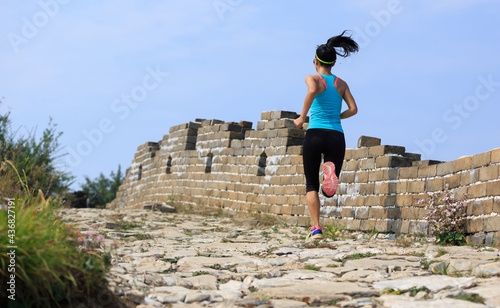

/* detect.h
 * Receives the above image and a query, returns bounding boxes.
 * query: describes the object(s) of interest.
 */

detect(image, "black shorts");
[303,129,346,193]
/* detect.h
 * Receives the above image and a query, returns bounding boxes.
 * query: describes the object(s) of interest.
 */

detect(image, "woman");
[294,31,359,241]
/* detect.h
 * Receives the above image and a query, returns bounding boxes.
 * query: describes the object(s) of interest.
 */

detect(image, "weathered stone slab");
[377,295,485,308]
[373,276,476,292]
[252,280,375,301]
[184,275,217,290]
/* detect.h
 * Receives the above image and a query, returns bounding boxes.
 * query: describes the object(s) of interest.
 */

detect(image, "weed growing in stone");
[418,189,469,246]
[454,293,485,304]
[345,252,376,260]
[410,252,426,257]
[304,265,321,271]
[162,257,180,264]
[395,236,414,247]
[436,248,448,257]
[420,260,440,270]
[135,233,154,240]
[121,221,143,230]
[205,263,223,270]
[382,286,430,297]
[324,221,345,241]
[192,271,210,276]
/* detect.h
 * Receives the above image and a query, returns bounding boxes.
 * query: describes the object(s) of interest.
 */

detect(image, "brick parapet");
[108,110,500,242]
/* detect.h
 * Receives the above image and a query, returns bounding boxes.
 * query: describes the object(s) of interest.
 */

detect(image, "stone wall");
[108,110,500,242]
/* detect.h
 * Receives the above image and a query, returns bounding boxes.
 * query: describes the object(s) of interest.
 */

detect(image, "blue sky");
[1,0,499,190]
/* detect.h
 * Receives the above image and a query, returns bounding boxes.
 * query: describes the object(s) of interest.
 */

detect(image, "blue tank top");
[307,74,344,133]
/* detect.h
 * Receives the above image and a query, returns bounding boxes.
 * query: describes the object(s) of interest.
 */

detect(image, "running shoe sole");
[322,162,339,197]
[306,230,324,241]
[306,233,324,241]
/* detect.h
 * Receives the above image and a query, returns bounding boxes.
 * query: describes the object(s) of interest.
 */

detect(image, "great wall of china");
[107,110,500,244]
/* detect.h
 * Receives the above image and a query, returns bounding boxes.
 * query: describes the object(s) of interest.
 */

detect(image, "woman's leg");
[323,130,346,178]
[306,191,321,227]
[303,129,324,228]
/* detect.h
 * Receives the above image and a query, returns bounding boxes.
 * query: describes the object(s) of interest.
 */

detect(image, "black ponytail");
[316,30,359,67]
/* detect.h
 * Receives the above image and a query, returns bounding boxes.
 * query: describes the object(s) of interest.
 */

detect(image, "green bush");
[80,165,123,208]
[0,190,115,307]
[0,106,73,196]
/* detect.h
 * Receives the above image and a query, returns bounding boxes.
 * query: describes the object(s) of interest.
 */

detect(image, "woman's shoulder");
[335,76,349,87]
[305,74,321,81]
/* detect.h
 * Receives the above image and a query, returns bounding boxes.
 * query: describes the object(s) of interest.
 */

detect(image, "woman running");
[294,31,359,241]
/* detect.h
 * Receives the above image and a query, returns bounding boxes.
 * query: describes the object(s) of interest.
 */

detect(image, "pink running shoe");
[322,162,339,197]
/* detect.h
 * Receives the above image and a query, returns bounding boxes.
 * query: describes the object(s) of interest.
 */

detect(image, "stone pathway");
[59,207,500,308]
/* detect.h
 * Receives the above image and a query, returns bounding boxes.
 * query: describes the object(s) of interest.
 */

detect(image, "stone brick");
[399,166,418,179]
[391,220,410,233]
[417,165,437,178]
[454,156,472,172]
[368,170,384,182]
[400,208,417,220]
[360,158,376,170]
[374,220,390,233]
[374,182,397,195]
[385,208,399,219]
[344,149,353,160]
[376,156,411,168]
[286,146,302,155]
[379,195,397,206]
[291,205,305,215]
[436,161,455,176]
[466,218,483,233]
[357,136,381,148]
[360,219,376,231]
[487,180,500,196]
[396,195,413,207]
[280,206,292,215]
[339,172,355,183]
[426,178,444,192]
[417,208,429,219]
[355,171,369,183]
[461,169,479,186]
[368,207,384,219]
[351,148,370,159]
[270,110,299,120]
[483,216,500,232]
[368,145,406,157]
[479,165,499,181]
[396,181,408,194]
[407,181,426,193]
[472,151,491,168]
[412,160,442,167]
[261,111,272,121]
[355,207,369,219]
[443,174,461,189]
[468,183,488,198]
[344,160,360,172]
[342,207,355,218]
[492,148,500,163]
[359,183,375,195]
[409,221,429,235]
[269,205,281,215]
[346,219,361,230]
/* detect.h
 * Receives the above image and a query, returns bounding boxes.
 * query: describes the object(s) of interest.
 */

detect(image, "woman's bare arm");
[294,75,318,129]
